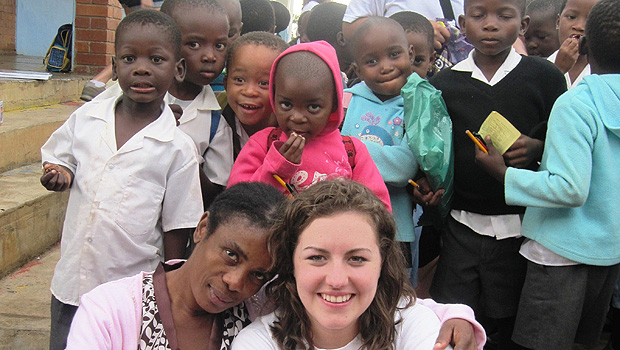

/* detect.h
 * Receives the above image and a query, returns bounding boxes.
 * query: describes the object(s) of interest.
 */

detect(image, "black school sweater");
[430,55,566,215]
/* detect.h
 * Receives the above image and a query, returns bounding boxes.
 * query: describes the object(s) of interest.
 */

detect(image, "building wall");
[73,0,123,74]
[0,0,16,53]
[15,0,75,56]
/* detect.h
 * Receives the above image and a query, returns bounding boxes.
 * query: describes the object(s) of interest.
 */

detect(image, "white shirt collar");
[87,94,176,143]
[452,48,522,86]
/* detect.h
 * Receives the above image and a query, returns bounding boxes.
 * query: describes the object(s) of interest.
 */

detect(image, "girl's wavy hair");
[267,179,415,350]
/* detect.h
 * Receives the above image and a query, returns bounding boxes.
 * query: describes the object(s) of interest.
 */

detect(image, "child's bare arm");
[40,162,74,192]
[503,135,544,168]
[163,228,193,260]
[554,37,580,73]
[278,132,305,164]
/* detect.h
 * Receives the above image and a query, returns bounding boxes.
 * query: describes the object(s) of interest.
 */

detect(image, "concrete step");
[0,102,82,173]
[0,244,58,350]
[0,75,90,112]
[0,164,68,278]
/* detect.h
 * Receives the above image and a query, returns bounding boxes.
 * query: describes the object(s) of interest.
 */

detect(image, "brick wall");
[0,0,16,53]
[74,0,123,74]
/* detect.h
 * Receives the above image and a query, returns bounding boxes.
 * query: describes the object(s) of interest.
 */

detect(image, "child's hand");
[430,20,450,50]
[554,36,580,73]
[434,318,477,350]
[169,104,183,126]
[278,132,305,164]
[474,136,507,183]
[412,176,445,207]
[503,135,543,168]
[40,162,73,192]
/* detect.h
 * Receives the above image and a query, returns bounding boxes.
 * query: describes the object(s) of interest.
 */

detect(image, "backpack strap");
[341,136,356,170]
[209,110,221,143]
[439,0,455,20]
[202,110,221,160]
[266,129,356,170]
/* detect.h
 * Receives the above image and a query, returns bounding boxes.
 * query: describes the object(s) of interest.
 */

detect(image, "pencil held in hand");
[466,130,488,153]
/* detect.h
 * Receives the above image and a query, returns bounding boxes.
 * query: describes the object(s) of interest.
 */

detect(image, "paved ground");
[0,244,58,350]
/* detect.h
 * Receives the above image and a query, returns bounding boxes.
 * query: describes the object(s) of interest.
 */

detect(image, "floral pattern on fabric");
[219,301,251,350]
[139,274,172,350]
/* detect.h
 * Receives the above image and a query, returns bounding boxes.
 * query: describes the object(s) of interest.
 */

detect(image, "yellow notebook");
[478,111,521,155]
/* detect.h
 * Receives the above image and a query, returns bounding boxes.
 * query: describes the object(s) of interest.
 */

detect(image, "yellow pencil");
[408,179,428,195]
[273,174,295,196]
[466,130,488,153]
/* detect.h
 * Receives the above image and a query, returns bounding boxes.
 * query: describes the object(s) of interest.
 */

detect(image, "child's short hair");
[160,0,226,18]
[305,2,347,46]
[389,11,434,52]
[586,0,620,72]
[240,0,276,34]
[226,31,289,71]
[464,0,526,16]
[115,10,182,60]
[526,0,562,16]
[349,17,406,57]
[270,0,291,33]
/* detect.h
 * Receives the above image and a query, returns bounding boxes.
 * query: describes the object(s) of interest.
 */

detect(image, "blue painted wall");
[16,0,75,57]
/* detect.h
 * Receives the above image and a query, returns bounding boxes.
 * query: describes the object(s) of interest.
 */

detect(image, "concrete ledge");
[0,76,89,112]
[0,103,81,173]
[0,164,68,278]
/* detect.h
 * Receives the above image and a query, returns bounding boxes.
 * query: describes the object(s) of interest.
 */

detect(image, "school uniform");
[42,95,203,307]
[428,49,566,318]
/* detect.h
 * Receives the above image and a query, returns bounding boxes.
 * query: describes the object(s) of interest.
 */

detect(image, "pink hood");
[269,41,344,136]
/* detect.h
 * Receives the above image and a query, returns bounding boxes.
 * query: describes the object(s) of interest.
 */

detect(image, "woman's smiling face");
[293,211,382,347]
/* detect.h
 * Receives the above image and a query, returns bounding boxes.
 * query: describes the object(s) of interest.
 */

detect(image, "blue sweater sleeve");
[362,134,417,186]
[505,93,595,208]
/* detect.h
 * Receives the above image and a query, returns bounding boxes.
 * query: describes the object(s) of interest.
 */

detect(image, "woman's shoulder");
[394,298,443,349]
[230,312,279,350]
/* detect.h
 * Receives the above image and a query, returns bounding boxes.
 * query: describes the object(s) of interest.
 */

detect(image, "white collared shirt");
[165,86,231,186]
[450,48,523,239]
[547,50,591,90]
[452,47,522,86]
[42,95,203,305]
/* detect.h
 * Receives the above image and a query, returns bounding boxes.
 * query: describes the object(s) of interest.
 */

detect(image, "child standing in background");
[390,11,438,79]
[159,0,232,208]
[523,0,560,57]
[227,41,391,209]
[475,1,620,348]
[429,0,566,347]
[548,0,600,88]
[220,31,289,160]
[340,17,421,284]
[41,11,203,350]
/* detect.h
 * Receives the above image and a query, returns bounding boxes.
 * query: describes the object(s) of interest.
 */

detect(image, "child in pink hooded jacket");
[227,41,391,209]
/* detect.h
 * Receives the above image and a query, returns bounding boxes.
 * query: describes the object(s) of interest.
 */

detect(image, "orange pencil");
[466,130,488,153]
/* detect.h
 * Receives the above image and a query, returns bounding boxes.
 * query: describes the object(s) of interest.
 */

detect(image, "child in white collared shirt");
[40,11,203,350]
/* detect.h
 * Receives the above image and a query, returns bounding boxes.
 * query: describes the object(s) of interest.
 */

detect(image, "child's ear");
[351,62,360,79]
[578,35,588,56]
[111,57,118,81]
[408,44,415,65]
[458,14,467,36]
[175,58,186,84]
[336,31,346,48]
[429,50,437,67]
[519,15,530,36]
[193,211,210,244]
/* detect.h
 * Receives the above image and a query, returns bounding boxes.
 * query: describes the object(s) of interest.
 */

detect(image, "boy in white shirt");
[41,10,203,350]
